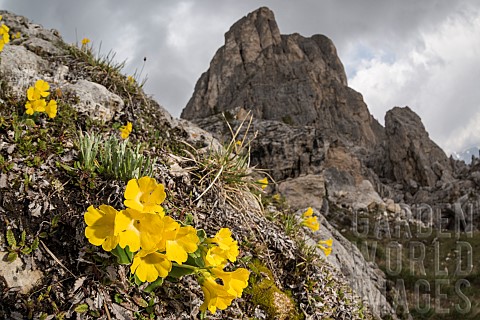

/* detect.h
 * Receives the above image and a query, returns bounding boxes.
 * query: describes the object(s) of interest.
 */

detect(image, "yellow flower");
[154,215,181,251]
[205,246,228,267]
[27,80,50,101]
[127,75,135,84]
[208,228,239,262]
[81,37,90,46]
[12,31,20,39]
[301,207,319,231]
[45,99,57,118]
[119,121,132,139]
[257,177,268,190]
[130,250,172,283]
[165,225,199,265]
[115,209,167,252]
[25,99,46,115]
[199,275,236,314]
[317,238,333,257]
[212,267,250,298]
[84,205,120,251]
[124,176,166,215]
[0,22,10,52]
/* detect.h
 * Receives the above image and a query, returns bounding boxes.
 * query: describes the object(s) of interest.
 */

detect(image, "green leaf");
[111,245,133,265]
[144,277,164,293]
[31,237,39,251]
[186,250,205,268]
[51,215,60,228]
[114,293,123,304]
[7,252,18,262]
[6,229,16,248]
[183,213,194,226]
[196,229,207,242]
[74,303,89,313]
[24,118,36,127]
[133,296,148,308]
[19,230,26,247]
[21,247,32,254]
[167,265,196,279]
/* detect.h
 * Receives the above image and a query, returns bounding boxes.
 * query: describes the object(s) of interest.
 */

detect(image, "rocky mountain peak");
[182,6,367,146]
[227,6,282,56]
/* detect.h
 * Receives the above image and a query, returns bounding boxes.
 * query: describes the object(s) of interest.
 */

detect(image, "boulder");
[63,80,125,122]
[278,174,326,210]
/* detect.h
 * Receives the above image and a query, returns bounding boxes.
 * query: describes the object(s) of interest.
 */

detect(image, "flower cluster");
[84,176,249,314]
[0,15,10,52]
[301,207,333,257]
[25,80,57,118]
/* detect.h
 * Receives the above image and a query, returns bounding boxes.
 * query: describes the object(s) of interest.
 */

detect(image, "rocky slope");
[0,10,373,320]
[181,6,480,319]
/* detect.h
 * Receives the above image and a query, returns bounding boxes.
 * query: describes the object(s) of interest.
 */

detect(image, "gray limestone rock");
[384,106,453,187]
[182,7,379,149]
[306,210,398,319]
[278,174,326,210]
[63,80,125,122]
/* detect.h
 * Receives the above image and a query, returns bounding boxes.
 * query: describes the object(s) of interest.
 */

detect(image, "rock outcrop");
[182,7,380,149]
[384,106,452,188]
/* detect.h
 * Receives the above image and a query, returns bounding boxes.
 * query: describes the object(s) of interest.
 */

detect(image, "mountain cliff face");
[181,7,379,149]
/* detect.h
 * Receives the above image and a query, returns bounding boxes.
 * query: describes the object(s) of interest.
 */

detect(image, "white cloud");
[349,6,480,154]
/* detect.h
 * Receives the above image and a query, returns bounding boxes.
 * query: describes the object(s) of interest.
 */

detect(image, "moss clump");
[246,259,301,320]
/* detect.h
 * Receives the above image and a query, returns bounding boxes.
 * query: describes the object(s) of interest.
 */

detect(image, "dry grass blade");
[40,240,76,278]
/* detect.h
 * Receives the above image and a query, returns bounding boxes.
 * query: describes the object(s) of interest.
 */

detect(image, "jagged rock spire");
[182,6,376,148]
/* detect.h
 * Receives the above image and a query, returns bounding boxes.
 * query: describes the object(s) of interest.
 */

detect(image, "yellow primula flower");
[212,267,250,298]
[25,99,46,115]
[81,37,90,46]
[317,238,333,257]
[124,176,166,214]
[301,207,319,231]
[199,274,236,314]
[45,99,57,118]
[257,177,268,190]
[154,215,181,251]
[115,209,166,252]
[0,22,10,52]
[208,228,239,262]
[204,246,228,267]
[165,225,199,265]
[27,79,50,101]
[130,249,172,283]
[119,121,132,139]
[84,205,120,251]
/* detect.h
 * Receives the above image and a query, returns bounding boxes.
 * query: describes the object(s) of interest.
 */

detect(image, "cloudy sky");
[1,0,479,155]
